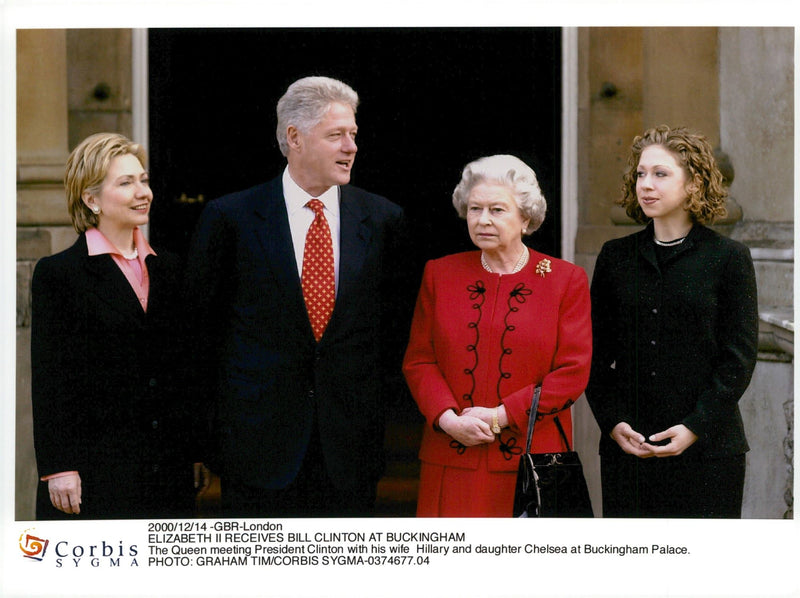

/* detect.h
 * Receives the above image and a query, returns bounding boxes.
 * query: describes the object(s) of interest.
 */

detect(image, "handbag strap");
[524,386,542,453]
[524,385,572,453]
[553,416,572,452]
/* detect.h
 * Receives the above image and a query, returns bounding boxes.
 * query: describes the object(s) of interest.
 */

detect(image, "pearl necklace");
[481,247,529,274]
[122,247,139,260]
[653,236,686,247]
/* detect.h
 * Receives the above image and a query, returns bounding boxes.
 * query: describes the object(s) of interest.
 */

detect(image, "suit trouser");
[220,425,374,518]
[600,452,746,518]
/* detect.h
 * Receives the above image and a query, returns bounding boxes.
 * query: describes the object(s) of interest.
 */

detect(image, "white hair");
[276,76,359,157]
[452,154,546,234]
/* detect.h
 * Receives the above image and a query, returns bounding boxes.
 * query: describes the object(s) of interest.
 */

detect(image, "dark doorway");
[148,27,562,516]
[148,27,562,263]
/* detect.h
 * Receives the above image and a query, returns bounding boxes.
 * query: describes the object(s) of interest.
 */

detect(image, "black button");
[152,420,159,430]
[149,378,158,387]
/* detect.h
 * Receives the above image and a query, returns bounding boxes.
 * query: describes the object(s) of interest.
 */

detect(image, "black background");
[147,27,562,265]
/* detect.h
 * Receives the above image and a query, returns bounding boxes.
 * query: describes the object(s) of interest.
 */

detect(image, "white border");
[2,4,798,598]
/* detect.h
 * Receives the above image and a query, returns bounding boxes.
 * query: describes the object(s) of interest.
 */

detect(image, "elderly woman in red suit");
[403,154,592,517]
[31,133,206,519]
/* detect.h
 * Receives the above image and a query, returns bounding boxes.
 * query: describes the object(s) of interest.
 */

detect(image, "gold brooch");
[535,259,552,277]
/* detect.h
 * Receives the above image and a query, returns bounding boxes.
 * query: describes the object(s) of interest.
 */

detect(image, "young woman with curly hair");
[585,126,758,518]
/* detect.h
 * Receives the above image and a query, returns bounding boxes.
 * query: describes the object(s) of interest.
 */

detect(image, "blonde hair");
[619,125,727,224]
[65,133,147,233]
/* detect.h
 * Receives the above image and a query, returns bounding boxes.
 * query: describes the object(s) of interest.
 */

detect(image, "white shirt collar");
[282,167,340,217]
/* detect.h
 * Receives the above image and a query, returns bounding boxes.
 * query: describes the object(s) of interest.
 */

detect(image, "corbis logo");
[16,528,139,568]
[19,529,50,561]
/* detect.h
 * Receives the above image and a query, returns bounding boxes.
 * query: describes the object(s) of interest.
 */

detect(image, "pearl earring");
[92,206,100,214]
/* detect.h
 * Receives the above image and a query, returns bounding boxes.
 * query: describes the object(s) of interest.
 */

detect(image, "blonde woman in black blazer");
[586,126,758,518]
[31,133,206,519]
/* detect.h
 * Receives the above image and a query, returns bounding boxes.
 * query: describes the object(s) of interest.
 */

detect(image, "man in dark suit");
[185,76,407,517]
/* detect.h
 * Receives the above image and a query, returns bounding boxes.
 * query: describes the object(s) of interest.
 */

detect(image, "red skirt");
[416,445,517,517]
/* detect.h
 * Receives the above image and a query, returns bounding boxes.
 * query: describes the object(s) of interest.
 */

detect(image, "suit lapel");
[252,179,313,338]
[338,188,371,298]
[252,180,301,286]
[83,249,146,324]
[145,254,175,317]
[250,180,374,344]
[322,186,372,344]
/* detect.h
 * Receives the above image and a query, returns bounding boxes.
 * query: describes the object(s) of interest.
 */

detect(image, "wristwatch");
[491,408,501,434]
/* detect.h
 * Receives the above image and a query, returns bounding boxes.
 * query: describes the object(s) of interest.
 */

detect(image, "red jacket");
[403,250,592,472]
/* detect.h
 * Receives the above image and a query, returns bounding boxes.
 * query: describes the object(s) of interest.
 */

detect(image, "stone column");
[16,29,72,521]
[720,27,794,519]
[17,29,71,227]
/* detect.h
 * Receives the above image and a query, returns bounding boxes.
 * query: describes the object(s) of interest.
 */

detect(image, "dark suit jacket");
[585,223,758,459]
[185,176,407,502]
[31,234,196,519]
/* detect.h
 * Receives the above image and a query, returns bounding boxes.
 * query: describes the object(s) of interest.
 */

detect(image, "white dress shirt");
[282,167,341,293]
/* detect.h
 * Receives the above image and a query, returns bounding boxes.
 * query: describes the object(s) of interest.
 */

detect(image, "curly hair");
[618,125,727,224]
[452,154,546,235]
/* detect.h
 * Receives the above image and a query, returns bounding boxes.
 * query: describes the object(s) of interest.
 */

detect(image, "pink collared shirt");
[86,227,156,312]
[40,227,157,482]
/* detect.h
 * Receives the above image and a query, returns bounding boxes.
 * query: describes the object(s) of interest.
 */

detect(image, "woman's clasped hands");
[611,422,698,458]
[439,406,508,447]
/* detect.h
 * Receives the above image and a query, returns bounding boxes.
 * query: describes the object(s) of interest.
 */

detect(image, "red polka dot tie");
[301,199,335,341]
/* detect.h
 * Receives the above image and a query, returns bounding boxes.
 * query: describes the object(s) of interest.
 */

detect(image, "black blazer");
[31,234,196,519]
[185,176,408,501]
[585,223,758,458]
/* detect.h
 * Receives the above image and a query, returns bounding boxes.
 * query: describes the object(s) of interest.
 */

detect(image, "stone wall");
[16,29,132,520]
[721,27,794,518]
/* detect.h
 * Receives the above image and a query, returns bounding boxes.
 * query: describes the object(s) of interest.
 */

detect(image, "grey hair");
[452,154,546,235]
[276,76,360,157]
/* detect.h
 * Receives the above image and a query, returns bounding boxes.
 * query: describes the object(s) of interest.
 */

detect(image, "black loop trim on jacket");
[496,281,532,410]
[449,439,467,455]
[461,280,486,409]
[498,433,523,460]
[543,397,575,416]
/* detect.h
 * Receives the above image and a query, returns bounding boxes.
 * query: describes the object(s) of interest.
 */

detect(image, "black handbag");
[513,386,594,517]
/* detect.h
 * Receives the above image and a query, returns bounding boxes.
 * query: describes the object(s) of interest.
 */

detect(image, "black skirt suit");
[585,223,758,517]
[31,233,196,519]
